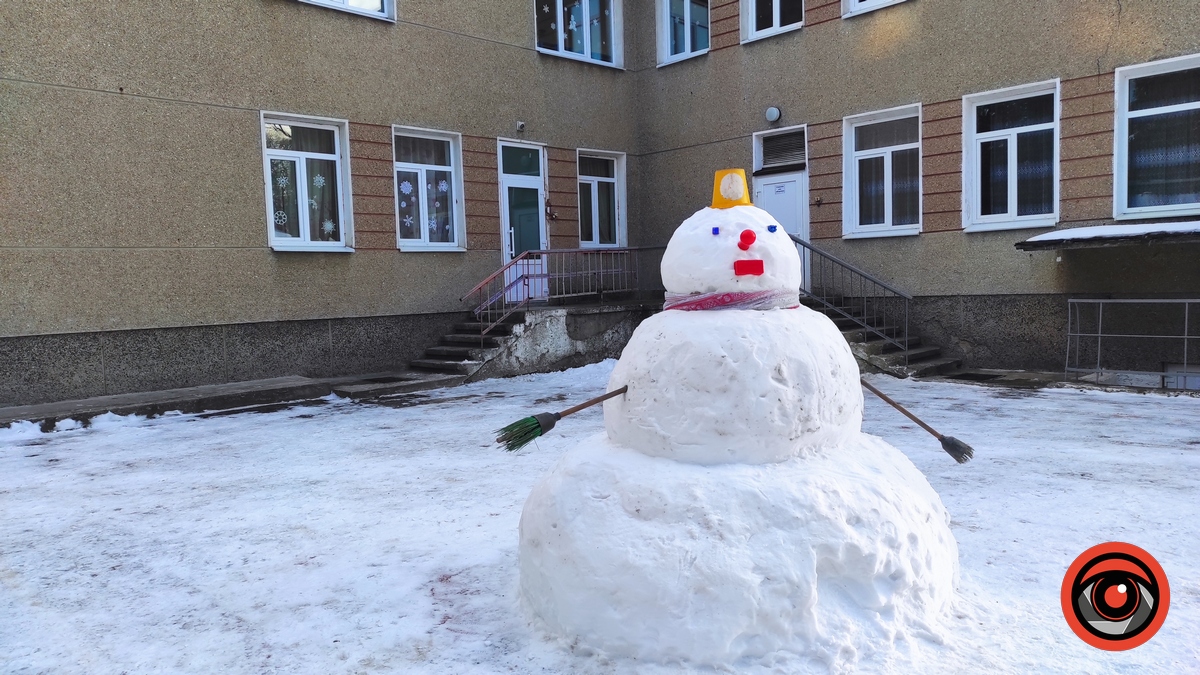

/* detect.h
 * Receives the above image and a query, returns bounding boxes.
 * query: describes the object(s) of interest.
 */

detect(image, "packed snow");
[2,363,1199,674]
[1021,221,1200,243]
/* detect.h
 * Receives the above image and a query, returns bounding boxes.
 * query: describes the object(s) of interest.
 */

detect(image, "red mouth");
[734,259,764,276]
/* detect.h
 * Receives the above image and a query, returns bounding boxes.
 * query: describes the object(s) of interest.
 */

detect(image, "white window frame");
[297,0,394,22]
[841,0,909,19]
[657,0,710,66]
[842,104,923,239]
[753,123,808,173]
[391,126,467,252]
[534,0,625,69]
[962,80,1060,233]
[1115,52,1200,220]
[741,0,804,43]
[260,112,355,253]
[576,149,627,248]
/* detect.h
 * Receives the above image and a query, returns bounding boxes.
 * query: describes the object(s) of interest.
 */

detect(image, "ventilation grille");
[761,130,807,170]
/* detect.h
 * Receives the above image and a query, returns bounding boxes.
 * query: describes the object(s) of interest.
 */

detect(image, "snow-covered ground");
[2,361,1198,674]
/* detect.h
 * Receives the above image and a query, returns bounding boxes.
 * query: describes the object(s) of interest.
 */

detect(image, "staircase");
[408,312,526,376]
[798,297,959,377]
[790,235,959,378]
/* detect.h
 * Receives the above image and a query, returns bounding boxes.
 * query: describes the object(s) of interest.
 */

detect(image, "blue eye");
[712,227,720,235]
[768,225,778,233]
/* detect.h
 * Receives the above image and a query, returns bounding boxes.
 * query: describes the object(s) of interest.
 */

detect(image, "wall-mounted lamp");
[765,106,782,123]
[516,121,526,132]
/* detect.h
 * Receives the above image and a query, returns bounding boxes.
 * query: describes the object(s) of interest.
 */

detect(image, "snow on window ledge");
[842,227,921,240]
[963,218,1057,234]
[271,244,356,253]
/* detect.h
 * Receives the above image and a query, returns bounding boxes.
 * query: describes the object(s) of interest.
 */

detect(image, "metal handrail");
[462,247,665,340]
[789,234,911,361]
[1066,298,1197,389]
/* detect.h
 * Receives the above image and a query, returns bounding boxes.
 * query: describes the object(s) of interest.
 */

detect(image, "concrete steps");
[804,296,961,377]
[409,312,526,376]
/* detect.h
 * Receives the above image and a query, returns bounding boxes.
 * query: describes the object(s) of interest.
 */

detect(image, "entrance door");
[755,170,810,290]
[498,142,548,302]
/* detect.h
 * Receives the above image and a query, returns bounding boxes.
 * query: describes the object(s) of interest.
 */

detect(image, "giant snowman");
[519,170,958,670]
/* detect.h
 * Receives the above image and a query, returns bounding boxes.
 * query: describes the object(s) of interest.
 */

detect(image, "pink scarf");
[664,290,800,311]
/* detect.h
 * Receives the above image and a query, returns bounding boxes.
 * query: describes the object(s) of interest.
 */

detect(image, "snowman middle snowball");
[605,203,862,465]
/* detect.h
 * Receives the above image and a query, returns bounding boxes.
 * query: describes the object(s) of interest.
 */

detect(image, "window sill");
[296,0,394,22]
[397,244,467,252]
[741,23,804,44]
[535,47,623,70]
[1115,205,1200,221]
[964,218,1057,234]
[842,227,921,240]
[657,49,709,68]
[271,243,355,253]
[842,0,909,19]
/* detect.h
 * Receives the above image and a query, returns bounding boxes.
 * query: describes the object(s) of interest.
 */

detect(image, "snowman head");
[661,170,802,295]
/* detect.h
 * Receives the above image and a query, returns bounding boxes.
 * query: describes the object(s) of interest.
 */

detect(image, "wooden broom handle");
[860,379,944,440]
[559,385,628,419]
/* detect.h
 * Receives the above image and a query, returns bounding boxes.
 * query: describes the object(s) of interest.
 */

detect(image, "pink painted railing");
[461,247,664,337]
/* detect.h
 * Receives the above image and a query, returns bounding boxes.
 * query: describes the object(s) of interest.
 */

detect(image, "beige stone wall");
[6,0,1200,340]
[0,0,632,337]
[633,0,1200,297]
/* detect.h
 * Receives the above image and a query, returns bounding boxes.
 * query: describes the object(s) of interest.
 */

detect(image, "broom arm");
[558,385,628,419]
[860,379,943,440]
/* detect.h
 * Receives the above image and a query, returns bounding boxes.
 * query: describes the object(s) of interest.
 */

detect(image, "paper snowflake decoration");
[438,179,449,193]
[399,180,414,195]
[276,175,289,188]
[542,4,549,12]
[308,198,318,210]
[568,16,577,31]
[273,211,288,226]
[321,219,336,235]
[402,215,414,228]
[400,201,406,208]
[428,217,439,231]
[434,201,440,208]
[312,174,326,188]
[551,22,556,29]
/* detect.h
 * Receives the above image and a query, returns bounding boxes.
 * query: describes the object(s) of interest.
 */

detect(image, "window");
[1115,53,1200,219]
[297,0,394,21]
[963,81,1059,232]
[842,0,909,19]
[261,114,353,252]
[577,152,625,247]
[843,105,921,238]
[536,0,623,68]
[742,0,803,42]
[393,128,465,250]
[754,126,807,174]
[658,0,709,65]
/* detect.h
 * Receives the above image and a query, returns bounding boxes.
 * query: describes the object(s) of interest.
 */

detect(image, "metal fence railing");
[1067,298,1199,389]
[789,234,912,363]
[460,247,666,339]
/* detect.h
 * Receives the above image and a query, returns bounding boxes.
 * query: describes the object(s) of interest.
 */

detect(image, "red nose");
[738,229,756,251]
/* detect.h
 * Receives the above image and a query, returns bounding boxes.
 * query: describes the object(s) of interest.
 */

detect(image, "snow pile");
[519,194,959,669]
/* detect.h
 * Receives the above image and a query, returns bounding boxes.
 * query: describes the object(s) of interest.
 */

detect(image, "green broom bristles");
[496,416,544,452]
[496,412,560,452]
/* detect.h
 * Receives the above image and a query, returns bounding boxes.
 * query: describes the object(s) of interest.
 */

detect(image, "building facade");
[3,0,1199,406]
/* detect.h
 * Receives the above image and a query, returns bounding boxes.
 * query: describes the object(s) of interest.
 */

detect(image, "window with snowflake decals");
[393,127,465,250]
[536,0,623,67]
[261,115,351,251]
[296,0,394,22]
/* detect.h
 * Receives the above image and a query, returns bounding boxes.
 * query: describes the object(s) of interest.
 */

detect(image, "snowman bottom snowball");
[518,435,959,668]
